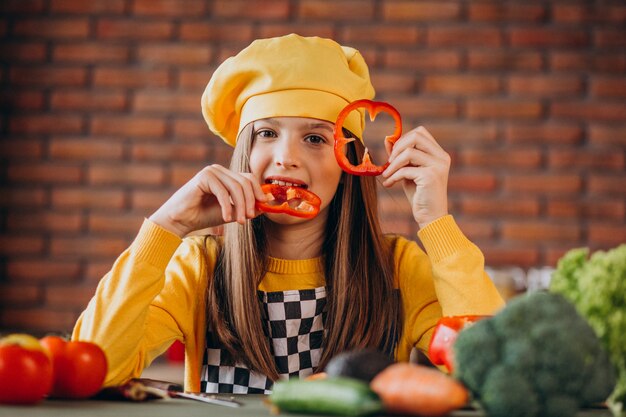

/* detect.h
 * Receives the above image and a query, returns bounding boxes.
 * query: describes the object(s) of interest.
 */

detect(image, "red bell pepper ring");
[255,184,321,219]
[428,315,489,373]
[333,99,402,176]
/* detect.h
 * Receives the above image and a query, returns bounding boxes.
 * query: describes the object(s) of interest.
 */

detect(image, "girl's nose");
[274,137,300,168]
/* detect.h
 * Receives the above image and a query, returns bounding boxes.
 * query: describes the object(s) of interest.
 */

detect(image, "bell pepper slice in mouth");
[255,183,321,219]
[333,99,402,176]
[428,315,489,372]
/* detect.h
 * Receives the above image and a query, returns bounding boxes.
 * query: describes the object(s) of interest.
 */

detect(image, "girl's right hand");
[148,164,267,238]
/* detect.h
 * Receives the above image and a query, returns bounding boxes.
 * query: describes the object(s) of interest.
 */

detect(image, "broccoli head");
[551,244,626,417]
[453,291,616,417]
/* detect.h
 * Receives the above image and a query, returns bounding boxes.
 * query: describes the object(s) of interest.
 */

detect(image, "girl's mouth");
[265,179,308,189]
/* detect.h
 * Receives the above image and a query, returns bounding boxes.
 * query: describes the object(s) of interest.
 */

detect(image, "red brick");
[547,199,625,221]
[594,28,626,48]
[380,217,415,237]
[468,50,543,71]
[85,260,115,284]
[504,174,582,195]
[428,27,502,47]
[8,163,82,184]
[49,137,125,160]
[131,189,173,211]
[0,235,45,256]
[548,149,624,171]
[0,284,41,306]
[459,196,540,218]
[7,211,83,233]
[590,77,626,98]
[370,72,415,94]
[51,0,126,13]
[132,0,206,16]
[88,163,166,186]
[379,191,412,216]
[45,285,97,309]
[589,124,626,147]
[97,19,174,40]
[51,188,126,209]
[51,90,127,111]
[384,50,462,70]
[88,213,144,235]
[383,1,460,21]
[137,44,212,66]
[0,42,47,62]
[502,221,581,242]
[0,90,45,110]
[131,143,208,162]
[551,101,626,122]
[448,172,497,193]
[588,223,626,246]
[132,91,198,114]
[298,0,374,20]
[0,0,45,13]
[390,97,458,118]
[553,4,626,24]
[460,148,542,169]
[425,122,498,146]
[0,187,47,208]
[550,52,626,73]
[455,219,496,241]
[468,3,546,22]
[341,26,422,46]
[588,175,626,196]
[257,23,335,40]
[173,118,211,139]
[10,67,87,86]
[178,69,213,89]
[50,236,128,258]
[482,246,540,268]
[209,142,234,166]
[0,138,43,158]
[505,123,583,145]
[213,0,290,19]
[53,43,129,63]
[467,99,542,119]
[90,116,167,138]
[179,22,253,42]
[7,260,80,283]
[423,75,501,95]
[510,28,589,47]
[171,164,205,187]
[13,18,90,39]
[93,68,170,88]
[0,308,78,333]
[508,75,584,97]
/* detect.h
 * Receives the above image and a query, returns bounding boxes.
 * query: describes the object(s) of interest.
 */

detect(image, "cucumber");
[269,377,383,416]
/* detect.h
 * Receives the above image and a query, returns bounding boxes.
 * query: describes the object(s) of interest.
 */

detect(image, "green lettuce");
[550,244,626,417]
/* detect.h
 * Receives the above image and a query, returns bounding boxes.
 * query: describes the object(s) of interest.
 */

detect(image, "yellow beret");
[201,33,375,147]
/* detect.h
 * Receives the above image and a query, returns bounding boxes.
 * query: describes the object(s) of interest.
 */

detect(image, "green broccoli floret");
[550,244,626,417]
[453,291,616,417]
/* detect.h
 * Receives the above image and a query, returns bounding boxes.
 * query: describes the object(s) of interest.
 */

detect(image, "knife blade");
[169,391,243,408]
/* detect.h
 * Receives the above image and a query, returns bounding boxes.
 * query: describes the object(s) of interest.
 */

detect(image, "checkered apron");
[200,286,327,394]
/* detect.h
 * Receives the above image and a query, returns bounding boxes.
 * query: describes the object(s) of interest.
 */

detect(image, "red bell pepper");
[333,99,402,176]
[255,184,321,219]
[428,315,488,373]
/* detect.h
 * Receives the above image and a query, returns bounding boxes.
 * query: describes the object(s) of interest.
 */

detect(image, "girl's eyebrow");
[306,123,333,132]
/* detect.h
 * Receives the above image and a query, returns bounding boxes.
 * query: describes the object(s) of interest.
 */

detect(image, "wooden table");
[0,395,613,417]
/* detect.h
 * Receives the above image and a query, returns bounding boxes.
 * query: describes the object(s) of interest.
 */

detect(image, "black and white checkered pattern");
[200,287,327,394]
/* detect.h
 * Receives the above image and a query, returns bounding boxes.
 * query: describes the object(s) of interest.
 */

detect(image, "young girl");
[73,34,504,394]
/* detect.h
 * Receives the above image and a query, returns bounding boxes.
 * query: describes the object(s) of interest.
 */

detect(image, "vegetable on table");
[453,291,616,417]
[370,362,469,416]
[255,183,321,219]
[428,315,488,373]
[40,335,108,399]
[0,334,53,405]
[269,377,383,416]
[333,99,402,176]
[324,348,394,383]
[550,244,626,417]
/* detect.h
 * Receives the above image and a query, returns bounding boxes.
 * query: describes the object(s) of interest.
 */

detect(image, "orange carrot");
[370,363,469,416]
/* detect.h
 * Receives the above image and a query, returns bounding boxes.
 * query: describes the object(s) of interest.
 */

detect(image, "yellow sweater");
[72,215,504,391]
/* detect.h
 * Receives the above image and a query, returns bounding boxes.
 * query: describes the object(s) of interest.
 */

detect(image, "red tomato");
[40,336,108,399]
[0,334,53,405]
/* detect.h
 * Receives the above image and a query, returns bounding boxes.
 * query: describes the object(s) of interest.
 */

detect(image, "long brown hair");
[205,124,401,380]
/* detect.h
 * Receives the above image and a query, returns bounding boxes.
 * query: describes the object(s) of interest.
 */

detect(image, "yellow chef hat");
[201,33,375,147]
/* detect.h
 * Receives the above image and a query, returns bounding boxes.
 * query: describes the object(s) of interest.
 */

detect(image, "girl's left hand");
[381,126,450,229]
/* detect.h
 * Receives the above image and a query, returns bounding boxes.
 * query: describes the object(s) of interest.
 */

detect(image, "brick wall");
[1,0,624,333]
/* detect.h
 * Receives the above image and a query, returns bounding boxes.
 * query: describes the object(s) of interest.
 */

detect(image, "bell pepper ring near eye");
[255,184,321,219]
[333,99,402,176]
[428,315,489,373]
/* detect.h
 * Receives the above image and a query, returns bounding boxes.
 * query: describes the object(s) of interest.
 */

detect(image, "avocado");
[324,349,394,382]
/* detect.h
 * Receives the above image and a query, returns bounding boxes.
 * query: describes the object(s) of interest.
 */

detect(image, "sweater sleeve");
[394,215,505,361]
[71,219,211,388]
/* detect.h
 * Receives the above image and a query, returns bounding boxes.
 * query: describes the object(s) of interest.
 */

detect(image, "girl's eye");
[305,135,326,145]
[256,129,277,138]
